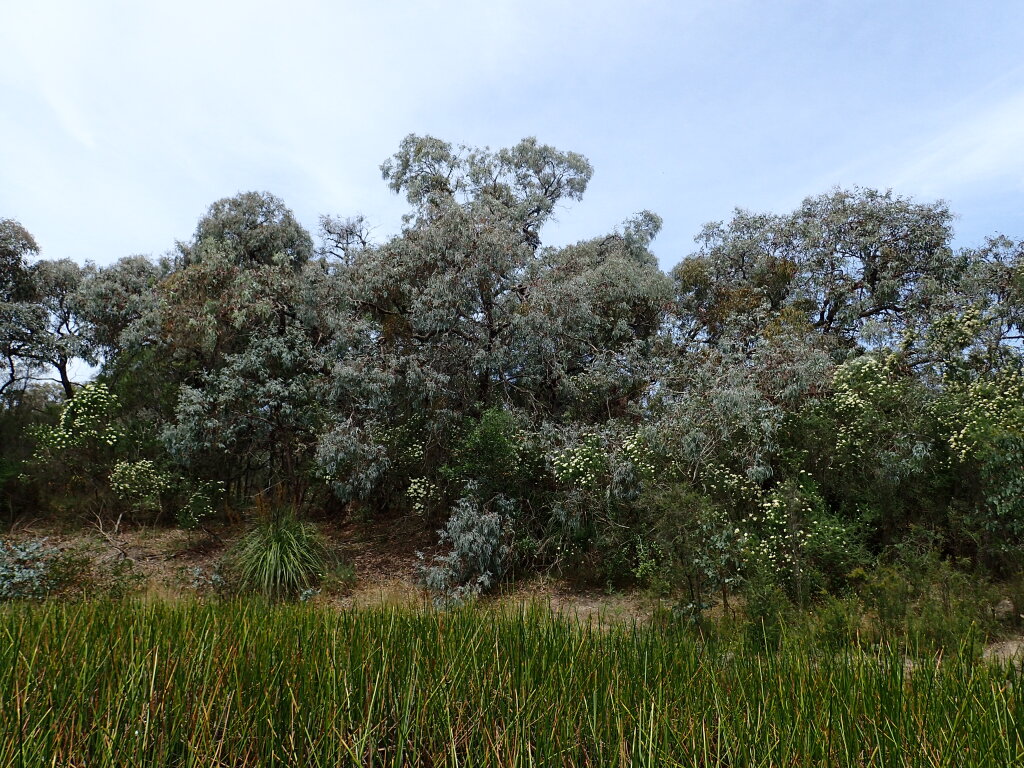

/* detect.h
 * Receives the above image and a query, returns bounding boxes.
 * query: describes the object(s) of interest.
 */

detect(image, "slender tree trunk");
[57,358,74,399]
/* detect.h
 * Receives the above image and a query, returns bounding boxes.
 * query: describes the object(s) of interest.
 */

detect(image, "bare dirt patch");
[7,512,1024,660]
[983,639,1024,664]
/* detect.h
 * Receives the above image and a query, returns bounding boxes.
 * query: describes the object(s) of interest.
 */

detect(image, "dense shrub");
[0,538,139,601]
[3,139,1024,613]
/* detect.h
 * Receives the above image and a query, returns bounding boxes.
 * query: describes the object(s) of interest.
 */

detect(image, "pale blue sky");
[2,0,1023,270]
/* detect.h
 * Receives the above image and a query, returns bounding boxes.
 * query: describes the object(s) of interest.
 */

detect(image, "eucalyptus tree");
[178,190,314,269]
[161,192,331,500]
[923,234,1024,376]
[0,219,42,400]
[0,219,37,303]
[26,259,98,399]
[77,255,168,368]
[316,135,672,511]
[1,223,103,401]
[672,188,957,355]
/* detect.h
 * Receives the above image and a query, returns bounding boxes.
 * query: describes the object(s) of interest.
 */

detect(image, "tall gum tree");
[317,135,672,507]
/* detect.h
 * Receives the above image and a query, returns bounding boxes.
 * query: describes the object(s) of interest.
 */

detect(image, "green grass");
[1,599,1021,766]
[229,511,327,598]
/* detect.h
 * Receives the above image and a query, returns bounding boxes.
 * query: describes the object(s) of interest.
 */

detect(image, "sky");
[2,0,1024,272]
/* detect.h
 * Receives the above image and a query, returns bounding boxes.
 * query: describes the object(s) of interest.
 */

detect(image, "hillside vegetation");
[3,135,1024,616]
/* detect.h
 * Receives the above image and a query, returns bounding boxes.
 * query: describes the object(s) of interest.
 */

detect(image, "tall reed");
[1,599,1020,766]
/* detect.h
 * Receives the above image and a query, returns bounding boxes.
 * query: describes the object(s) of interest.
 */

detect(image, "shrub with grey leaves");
[0,538,61,601]
[418,489,513,606]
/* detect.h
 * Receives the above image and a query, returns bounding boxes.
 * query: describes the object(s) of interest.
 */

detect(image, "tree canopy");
[4,135,1024,602]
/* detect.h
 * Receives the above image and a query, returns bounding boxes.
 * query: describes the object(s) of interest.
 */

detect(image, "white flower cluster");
[618,433,655,479]
[552,435,605,487]
[928,306,985,352]
[702,464,761,503]
[41,382,124,451]
[377,425,425,466]
[406,476,439,515]
[109,460,173,506]
[830,357,901,467]
[739,473,833,576]
[941,370,1024,461]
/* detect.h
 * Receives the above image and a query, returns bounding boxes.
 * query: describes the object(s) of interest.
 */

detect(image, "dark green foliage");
[228,508,327,599]
[616,484,743,608]
[442,409,525,499]
[176,479,224,530]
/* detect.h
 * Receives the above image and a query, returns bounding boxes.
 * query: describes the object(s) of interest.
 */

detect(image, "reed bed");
[1,599,1020,767]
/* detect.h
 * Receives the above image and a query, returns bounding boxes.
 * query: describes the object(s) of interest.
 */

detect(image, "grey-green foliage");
[0,538,61,600]
[1,224,97,401]
[181,191,314,269]
[160,196,331,494]
[164,325,327,490]
[76,255,167,366]
[0,219,42,399]
[924,234,1024,377]
[318,136,671,506]
[652,327,834,485]
[418,488,514,605]
[672,187,956,352]
[28,259,97,398]
[0,219,38,302]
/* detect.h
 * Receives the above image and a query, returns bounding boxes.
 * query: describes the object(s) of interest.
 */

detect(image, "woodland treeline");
[3,135,1023,606]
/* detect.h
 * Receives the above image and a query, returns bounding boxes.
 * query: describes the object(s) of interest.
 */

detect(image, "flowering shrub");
[109,459,173,513]
[739,475,863,599]
[406,476,439,515]
[938,369,1024,462]
[178,480,225,530]
[740,482,815,579]
[617,432,655,479]
[26,382,127,514]
[936,367,1024,567]
[925,305,987,358]
[552,434,605,488]
[829,357,908,469]
[700,463,762,506]
[35,382,124,453]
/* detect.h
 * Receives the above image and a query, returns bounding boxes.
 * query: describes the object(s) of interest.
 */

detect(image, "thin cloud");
[890,89,1024,196]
